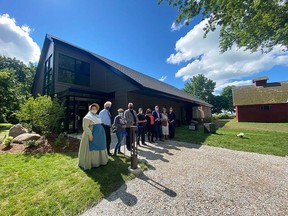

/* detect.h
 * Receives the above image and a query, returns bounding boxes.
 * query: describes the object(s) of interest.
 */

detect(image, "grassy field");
[0,153,144,216]
[175,119,288,157]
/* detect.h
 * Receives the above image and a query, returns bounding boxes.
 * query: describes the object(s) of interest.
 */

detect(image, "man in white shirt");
[99,101,112,155]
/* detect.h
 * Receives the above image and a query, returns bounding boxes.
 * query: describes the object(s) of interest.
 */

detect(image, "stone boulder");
[8,124,29,138]
[13,133,41,144]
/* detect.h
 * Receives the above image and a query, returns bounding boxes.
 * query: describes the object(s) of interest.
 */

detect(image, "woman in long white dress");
[78,103,108,170]
[161,108,169,140]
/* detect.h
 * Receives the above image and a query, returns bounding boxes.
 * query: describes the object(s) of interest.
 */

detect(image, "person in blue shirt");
[99,101,112,155]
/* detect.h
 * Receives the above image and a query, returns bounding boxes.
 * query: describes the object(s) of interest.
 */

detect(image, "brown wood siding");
[236,103,288,122]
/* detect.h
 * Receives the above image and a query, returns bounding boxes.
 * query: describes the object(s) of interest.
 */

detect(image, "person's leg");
[137,127,141,145]
[114,131,121,155]
[141,128,146,144]
[155,123,160,140]
[118,132,124,154]
[107,126,111,153]
[151,127,155,142]
[103,125,111,154]
[126,128,131,151]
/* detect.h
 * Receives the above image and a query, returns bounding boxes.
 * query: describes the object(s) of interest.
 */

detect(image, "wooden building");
[232,76,288,122]
[32,34,212,132]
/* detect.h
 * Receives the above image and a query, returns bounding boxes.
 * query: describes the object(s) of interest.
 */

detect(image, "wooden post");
[130,126,138,169]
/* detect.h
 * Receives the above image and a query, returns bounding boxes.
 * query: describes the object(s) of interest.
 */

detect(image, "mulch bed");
[0,135,80,154]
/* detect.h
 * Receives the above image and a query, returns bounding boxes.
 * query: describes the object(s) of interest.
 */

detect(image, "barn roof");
[232,81,288,106]
[46,34,212,107]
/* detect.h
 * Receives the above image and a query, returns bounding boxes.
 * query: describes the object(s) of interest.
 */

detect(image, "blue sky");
[0,0,287,93]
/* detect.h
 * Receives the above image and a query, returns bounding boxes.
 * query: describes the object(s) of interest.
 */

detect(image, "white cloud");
[0,13,40,64]
[215,80,252,92]
[159,75,167,82]
[168,19,288,92]
[171,21,185,32]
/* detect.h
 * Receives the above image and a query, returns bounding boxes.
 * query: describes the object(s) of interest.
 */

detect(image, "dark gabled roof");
[232,81,288,106]
[46,34,212,107]
[252,76,269,83]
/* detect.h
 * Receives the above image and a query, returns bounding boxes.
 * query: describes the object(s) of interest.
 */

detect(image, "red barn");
[232,77,288,122]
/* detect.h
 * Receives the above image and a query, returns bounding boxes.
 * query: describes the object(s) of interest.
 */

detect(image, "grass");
[0,123,12,142]
[0,153,146,216]
[175,119,288,157]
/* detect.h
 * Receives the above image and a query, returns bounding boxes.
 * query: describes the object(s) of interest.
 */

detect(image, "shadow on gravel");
[137,172,177,198]
[138,148,170,163]
[106,183,138,206]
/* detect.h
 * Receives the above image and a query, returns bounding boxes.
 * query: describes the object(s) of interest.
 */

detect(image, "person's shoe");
[113,152,117,156]
[108,152,113,156]
[160,139,164,142]
[142,143,147,146]
[118,151,124,154]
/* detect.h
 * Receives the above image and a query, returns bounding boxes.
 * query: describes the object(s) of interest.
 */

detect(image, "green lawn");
[175,119,288,157]
[0,153,145,216]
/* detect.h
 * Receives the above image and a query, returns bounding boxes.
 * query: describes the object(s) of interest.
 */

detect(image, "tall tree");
[159,0,288,53]
[210,95,228,114]
[0,56,36,122]
[183,74,216,103]
[221,85,235,113]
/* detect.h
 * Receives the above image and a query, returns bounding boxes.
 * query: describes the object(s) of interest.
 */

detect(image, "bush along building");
[32,34,212,132]
[232,76,288,122]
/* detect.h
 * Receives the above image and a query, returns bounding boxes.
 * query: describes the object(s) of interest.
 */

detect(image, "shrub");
[25,140,38,148]
[17,95,65,134]
[203,117,213,123]
[212,113,235,120]
[3,136,13,147]
[53,133,67,147]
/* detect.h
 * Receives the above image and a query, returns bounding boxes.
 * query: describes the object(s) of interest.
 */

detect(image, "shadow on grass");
[82,155,138,206]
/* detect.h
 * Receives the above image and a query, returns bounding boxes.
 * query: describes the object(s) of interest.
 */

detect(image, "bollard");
[130,126,138,169]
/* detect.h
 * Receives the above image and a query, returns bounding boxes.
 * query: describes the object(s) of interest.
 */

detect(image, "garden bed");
[0,135,80,154]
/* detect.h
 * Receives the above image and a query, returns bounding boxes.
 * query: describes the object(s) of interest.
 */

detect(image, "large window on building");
[58,54,90,86]
[43,55,53,95]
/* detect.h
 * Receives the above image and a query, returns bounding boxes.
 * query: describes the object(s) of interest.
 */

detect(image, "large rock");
[13,133,41,144]
[8,124,29,138]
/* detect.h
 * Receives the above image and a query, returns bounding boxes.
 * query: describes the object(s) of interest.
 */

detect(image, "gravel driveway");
[81,139,288,216]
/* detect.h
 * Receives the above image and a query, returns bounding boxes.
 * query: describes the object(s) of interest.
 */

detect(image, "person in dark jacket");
[137,108,147,146]
[145,108,155,143]
[152,105,164,142]
[168,107,176,138]
[113,108,127,156]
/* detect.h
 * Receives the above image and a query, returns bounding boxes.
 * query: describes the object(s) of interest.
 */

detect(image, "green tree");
[183,74,216,103]
[0,56,36,122]
[159,0,288,53]
[221,85,235,113]
[17,95,65,134]
[210,95,228,114]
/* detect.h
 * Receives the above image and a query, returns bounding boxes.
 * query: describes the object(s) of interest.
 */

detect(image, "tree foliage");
[183,74,216,103]
[210,95,228,114]
[17,95,66,134]
[159,0,288,53]
[0,56,36,122]
[221,85,235,113]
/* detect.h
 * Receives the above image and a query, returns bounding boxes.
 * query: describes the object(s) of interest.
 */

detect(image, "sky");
[0,0,287,94]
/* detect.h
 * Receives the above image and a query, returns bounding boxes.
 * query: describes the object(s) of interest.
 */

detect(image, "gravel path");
[81,138,288,216]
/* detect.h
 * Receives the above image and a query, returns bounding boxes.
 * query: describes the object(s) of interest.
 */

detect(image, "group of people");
[78,101,176,170]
